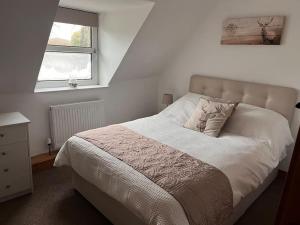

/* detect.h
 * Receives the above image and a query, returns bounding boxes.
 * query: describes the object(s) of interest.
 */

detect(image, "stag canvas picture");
[221,16,285,45]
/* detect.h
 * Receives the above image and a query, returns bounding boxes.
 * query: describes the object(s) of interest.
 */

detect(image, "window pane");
[38,52,92,81]
[48,22,91,47]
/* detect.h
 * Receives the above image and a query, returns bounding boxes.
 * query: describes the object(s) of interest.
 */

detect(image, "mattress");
[55,114,282,225]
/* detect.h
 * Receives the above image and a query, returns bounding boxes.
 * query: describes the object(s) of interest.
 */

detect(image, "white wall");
[2,0,299,169]
[99,3,154,85]
[2,0,208,157]
[0,0,159,156]
[0,76,158,156]
[158,0,300,170]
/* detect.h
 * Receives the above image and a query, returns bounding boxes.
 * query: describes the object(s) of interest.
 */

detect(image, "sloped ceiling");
[0,0,59,93]
[112,0,219,82]
[59,0,152,12]
[0,0,218,93]
[99,3,154,85]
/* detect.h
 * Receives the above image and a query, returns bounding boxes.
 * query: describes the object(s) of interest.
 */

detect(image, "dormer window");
[36,7,99,89]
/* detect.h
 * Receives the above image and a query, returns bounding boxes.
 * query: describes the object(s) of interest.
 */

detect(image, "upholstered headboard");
[189,75,297,122]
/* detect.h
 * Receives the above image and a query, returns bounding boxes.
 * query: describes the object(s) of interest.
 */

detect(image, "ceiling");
[0,0,60,93]
[111,0,219,82]
[59,0,154,13]
[0,0,218,93]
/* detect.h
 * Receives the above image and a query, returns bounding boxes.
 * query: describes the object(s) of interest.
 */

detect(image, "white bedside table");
[0,112,33,202]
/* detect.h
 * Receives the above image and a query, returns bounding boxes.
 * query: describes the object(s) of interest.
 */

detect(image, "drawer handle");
[3,168,9,172]
[1,152,6,156]
[0,134,4,138]
[5,185,11,189]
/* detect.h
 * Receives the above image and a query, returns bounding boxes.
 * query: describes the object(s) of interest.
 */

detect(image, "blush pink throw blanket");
[76,125,233,225]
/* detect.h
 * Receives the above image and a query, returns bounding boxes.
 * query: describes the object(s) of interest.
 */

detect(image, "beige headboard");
[189,75,297,122]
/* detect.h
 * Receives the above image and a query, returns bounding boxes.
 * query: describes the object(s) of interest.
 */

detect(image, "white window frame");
[36,26,99,89]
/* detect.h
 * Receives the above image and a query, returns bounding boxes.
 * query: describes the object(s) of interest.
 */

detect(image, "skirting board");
[31,151,58,173]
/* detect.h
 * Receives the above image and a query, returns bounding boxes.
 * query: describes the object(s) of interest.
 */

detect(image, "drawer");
[0,142,31,199]
[0,170,31,199]
[0,142,30,173]
[0,141,29,158]
[0,124,28,146]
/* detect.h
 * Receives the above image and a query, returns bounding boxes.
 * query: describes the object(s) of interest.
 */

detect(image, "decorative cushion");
[184,97,237,137]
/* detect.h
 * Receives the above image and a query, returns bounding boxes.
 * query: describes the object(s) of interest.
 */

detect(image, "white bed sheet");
[54,114,281,225]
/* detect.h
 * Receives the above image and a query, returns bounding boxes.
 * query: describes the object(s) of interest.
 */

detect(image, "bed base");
[72,168,278,225]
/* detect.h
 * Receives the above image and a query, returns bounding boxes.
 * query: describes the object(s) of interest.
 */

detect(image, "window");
[36,8,99,89]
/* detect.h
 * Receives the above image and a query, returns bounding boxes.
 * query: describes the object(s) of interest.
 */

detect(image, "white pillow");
[159,92,202,125]
[223,103,294,161]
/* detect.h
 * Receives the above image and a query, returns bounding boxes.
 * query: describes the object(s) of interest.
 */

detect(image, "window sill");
[34,85,109,93]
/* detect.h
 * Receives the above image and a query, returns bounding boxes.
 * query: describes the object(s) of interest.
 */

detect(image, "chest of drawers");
[0,112,33,202]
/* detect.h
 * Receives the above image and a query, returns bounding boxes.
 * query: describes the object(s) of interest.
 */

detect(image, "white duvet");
[54,93,293,225]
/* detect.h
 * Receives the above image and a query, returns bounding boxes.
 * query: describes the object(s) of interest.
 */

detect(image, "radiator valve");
[47,138,52,155]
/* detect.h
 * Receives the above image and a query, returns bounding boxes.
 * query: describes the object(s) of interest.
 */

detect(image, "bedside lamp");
[162,94,173,106]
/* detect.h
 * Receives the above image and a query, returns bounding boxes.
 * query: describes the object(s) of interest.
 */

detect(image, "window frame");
[36,26,99,89]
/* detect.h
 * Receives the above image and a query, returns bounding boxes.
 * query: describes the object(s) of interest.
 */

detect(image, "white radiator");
[49,100,104,149]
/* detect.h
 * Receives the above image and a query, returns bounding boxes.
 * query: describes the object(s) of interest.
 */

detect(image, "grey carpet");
[0,167,285,225]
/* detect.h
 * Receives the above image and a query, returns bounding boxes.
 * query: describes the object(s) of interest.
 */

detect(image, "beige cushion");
[184,97,237,137]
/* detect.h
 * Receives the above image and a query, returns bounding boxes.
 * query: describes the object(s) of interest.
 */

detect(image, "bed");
[54,75,297,225]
